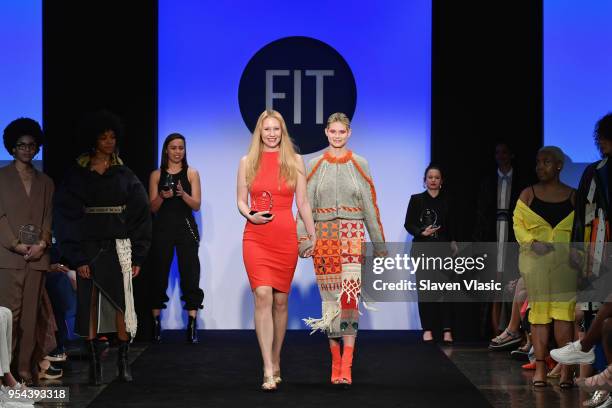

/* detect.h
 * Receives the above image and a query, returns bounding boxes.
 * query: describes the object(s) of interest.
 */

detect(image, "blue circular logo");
[239,36,357,154]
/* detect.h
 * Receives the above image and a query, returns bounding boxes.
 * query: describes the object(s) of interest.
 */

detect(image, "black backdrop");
[431,1,542,340]
[43,0,157,185]
[41,0,543,341]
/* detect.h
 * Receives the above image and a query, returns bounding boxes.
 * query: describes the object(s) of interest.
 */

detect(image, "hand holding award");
[18,224,45,261]
[420,208,440,238]
[19,224,42,245]
[249,191,273,224]
[160,172,175,198]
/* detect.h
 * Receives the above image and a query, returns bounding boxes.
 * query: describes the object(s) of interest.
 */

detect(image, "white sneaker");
[551,340,595,364]
[595,396,612,408]
[584,390,610,407]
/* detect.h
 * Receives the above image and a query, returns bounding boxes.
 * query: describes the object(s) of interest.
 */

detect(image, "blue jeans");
[45,272,77,352]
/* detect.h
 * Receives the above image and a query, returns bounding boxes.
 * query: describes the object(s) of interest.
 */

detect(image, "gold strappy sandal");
[261,375,277,392]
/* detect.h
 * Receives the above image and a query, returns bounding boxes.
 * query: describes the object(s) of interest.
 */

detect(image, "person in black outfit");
[405,164,458,343]
[148,133,203,343]
[474,142,526,244]
[54,110,152,385]
[473,142,528,347]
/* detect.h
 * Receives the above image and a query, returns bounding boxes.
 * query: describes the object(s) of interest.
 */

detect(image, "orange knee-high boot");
[330,342,342,384]
[341,346,354,385]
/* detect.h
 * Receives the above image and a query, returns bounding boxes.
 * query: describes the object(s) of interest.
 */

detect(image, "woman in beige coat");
[0,118,53,384]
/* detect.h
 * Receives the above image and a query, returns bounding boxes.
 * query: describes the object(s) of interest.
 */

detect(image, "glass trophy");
[161,172,175,193]
[420,208,439,238]
[18,224,42,245]
[249,191,273,218]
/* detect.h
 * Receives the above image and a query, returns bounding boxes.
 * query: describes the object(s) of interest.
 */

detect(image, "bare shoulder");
[560,183,574,194]
[518,186,533,205]
[150,168,161,180]
[561,184,577,205]
[187,166,199,177]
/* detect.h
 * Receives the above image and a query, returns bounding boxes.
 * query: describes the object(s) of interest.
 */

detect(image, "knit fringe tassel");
[303,301,340,335]
[115,238,137,340]
[304,273,379,333]
[338,272,378,313]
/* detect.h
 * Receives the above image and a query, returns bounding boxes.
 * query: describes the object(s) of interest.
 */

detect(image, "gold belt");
[84,205,126,214]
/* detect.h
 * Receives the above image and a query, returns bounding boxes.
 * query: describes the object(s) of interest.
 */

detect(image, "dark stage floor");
[33,331,590,407]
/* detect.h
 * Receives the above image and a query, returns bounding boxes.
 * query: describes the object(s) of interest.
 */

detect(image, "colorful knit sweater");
[297,150,385,253]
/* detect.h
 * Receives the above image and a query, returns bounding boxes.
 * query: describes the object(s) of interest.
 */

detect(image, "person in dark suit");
[473,142,528,348]
[405,164,458,343]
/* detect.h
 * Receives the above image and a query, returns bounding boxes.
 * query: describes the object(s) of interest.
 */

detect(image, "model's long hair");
[245,110,300,189]
[160,133,189,170]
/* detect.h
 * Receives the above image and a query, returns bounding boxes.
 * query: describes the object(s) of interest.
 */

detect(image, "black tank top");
[529,186,574,228]
[156,167,194,226]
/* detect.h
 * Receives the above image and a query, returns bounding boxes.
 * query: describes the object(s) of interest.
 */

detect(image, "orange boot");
[341,346,354,386]
[330,343,342,384]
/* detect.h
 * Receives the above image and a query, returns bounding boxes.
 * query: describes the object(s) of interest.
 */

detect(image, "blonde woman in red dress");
[237,110,316,391]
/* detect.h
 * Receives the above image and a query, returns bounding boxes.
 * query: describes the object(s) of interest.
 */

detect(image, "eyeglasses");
[15,142,38,151]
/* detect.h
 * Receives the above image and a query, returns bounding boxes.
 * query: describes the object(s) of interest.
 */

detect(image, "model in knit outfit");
[298,112,385,386]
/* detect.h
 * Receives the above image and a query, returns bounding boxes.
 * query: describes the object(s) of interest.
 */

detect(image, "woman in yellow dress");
[513,146,576,388]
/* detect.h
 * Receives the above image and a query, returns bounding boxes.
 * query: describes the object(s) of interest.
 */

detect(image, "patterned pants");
[305,219,365,338]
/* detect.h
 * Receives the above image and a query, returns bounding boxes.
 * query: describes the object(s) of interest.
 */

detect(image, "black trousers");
[150,221,203,310]
[416,269,454,332]
[418,299,453,332]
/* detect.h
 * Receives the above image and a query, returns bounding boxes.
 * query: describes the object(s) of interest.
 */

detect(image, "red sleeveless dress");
[243,151,298,293]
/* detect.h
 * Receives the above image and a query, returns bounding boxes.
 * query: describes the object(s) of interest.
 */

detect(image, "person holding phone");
[236,110,316,391]
[148,133,204,343]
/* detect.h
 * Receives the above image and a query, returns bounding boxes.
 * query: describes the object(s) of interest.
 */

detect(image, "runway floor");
[34,331,587,408]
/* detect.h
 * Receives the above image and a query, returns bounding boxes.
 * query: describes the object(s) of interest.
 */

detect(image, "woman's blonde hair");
[245,110,300,189]
[538,145,565,167]
[326,112,351,129]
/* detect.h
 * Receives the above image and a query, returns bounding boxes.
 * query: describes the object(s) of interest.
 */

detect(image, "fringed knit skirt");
[304,219,365,338]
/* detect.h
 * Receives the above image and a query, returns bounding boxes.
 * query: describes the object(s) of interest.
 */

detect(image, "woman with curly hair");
[0,118,54,384]
[54,110,151,385]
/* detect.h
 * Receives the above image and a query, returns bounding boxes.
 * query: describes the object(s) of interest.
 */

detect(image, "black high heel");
[87,339,103,386]
[186,316,199,344]
[532,359,548,387]
[153,315,162,343]
[117,340,133,382]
